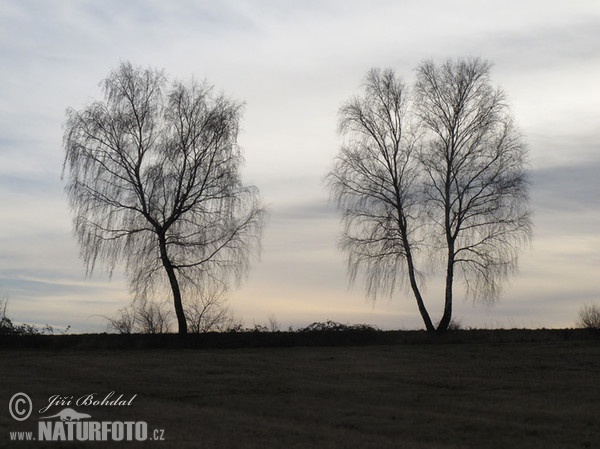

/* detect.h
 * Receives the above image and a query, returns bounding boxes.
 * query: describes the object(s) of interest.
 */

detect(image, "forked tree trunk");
[158,234,188,335]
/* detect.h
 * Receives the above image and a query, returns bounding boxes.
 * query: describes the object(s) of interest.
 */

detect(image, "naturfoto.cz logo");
[8,392,166,443]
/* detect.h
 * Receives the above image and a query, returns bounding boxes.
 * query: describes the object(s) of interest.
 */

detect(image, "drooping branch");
[63,62,266,334]
[330,59,531,333]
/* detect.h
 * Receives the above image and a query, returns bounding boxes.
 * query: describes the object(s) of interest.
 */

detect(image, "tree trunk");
[404,243,435,333]
[409,268,436,333]
[437,248,455,333]
[158,234,188,335]
[438,149,455,334]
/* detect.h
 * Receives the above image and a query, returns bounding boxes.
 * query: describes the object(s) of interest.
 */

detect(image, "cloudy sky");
[1,0,599,332]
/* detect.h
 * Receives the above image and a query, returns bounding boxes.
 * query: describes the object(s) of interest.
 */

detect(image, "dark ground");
[0,330,598,448]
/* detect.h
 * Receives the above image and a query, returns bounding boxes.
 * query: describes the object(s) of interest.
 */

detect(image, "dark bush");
[299,320,378,333]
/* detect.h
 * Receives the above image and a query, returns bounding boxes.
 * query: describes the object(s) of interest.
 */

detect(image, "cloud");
[532,160,600,216]
[1,0,599,331]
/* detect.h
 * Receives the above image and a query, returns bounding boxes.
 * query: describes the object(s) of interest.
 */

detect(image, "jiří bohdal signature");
[39,392,137,414]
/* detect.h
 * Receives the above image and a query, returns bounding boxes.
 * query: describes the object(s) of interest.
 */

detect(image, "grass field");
[1,338,598,448]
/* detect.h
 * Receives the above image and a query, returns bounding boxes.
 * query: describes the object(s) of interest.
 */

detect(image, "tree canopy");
[63,62,266,334]
[328,58,531,333]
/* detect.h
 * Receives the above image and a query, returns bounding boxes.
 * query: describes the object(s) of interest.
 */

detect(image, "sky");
[1,0,599,332]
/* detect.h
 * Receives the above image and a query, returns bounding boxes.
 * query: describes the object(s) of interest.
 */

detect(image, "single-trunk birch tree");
[63,62,266,335]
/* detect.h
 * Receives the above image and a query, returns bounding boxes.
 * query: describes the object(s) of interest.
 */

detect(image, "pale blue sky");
[1,0,599,331]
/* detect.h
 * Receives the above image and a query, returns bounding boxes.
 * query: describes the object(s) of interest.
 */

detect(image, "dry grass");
[1,340,598,448]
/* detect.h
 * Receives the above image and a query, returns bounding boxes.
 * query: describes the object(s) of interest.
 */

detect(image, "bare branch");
[63,62,266,334]
[327,68,434,331]
[329,59,531,333]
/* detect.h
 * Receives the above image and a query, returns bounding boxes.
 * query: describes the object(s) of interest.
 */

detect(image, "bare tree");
[63,62,266,335]
[0,291,10,333]
[0,291,7,320]
[415,58,531,332]
[266,314,280,332]
[328,59,531,333]
[328,68,435,331]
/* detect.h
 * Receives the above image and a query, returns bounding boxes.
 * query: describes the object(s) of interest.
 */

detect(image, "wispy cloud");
[1,0,599,331]
[532,161,600,215]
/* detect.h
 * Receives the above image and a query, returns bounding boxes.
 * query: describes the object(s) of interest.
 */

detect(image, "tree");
[63,62,266,335]
[328,58,531,333]
[328,68,435,331]
[415,58,531,331]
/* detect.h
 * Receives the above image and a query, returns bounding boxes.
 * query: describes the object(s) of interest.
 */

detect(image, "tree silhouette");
[63,62,266,335]
[328,58,531,333]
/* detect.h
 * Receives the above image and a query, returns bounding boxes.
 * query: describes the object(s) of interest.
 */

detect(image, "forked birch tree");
[328,58,531,333]
[63,62,266,335]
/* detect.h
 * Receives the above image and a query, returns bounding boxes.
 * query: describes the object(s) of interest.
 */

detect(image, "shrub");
[104,298,172,334]
[134,298,172,334]
[104,306,136,334]
[184,286,240,333]
[299,320,377,333]
[447,319,464,331]
[577,303,600,330]
[0,294,55,335]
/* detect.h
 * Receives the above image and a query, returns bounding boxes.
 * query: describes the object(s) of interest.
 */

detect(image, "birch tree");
[63,62,266,335]
[328,58,531,333]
